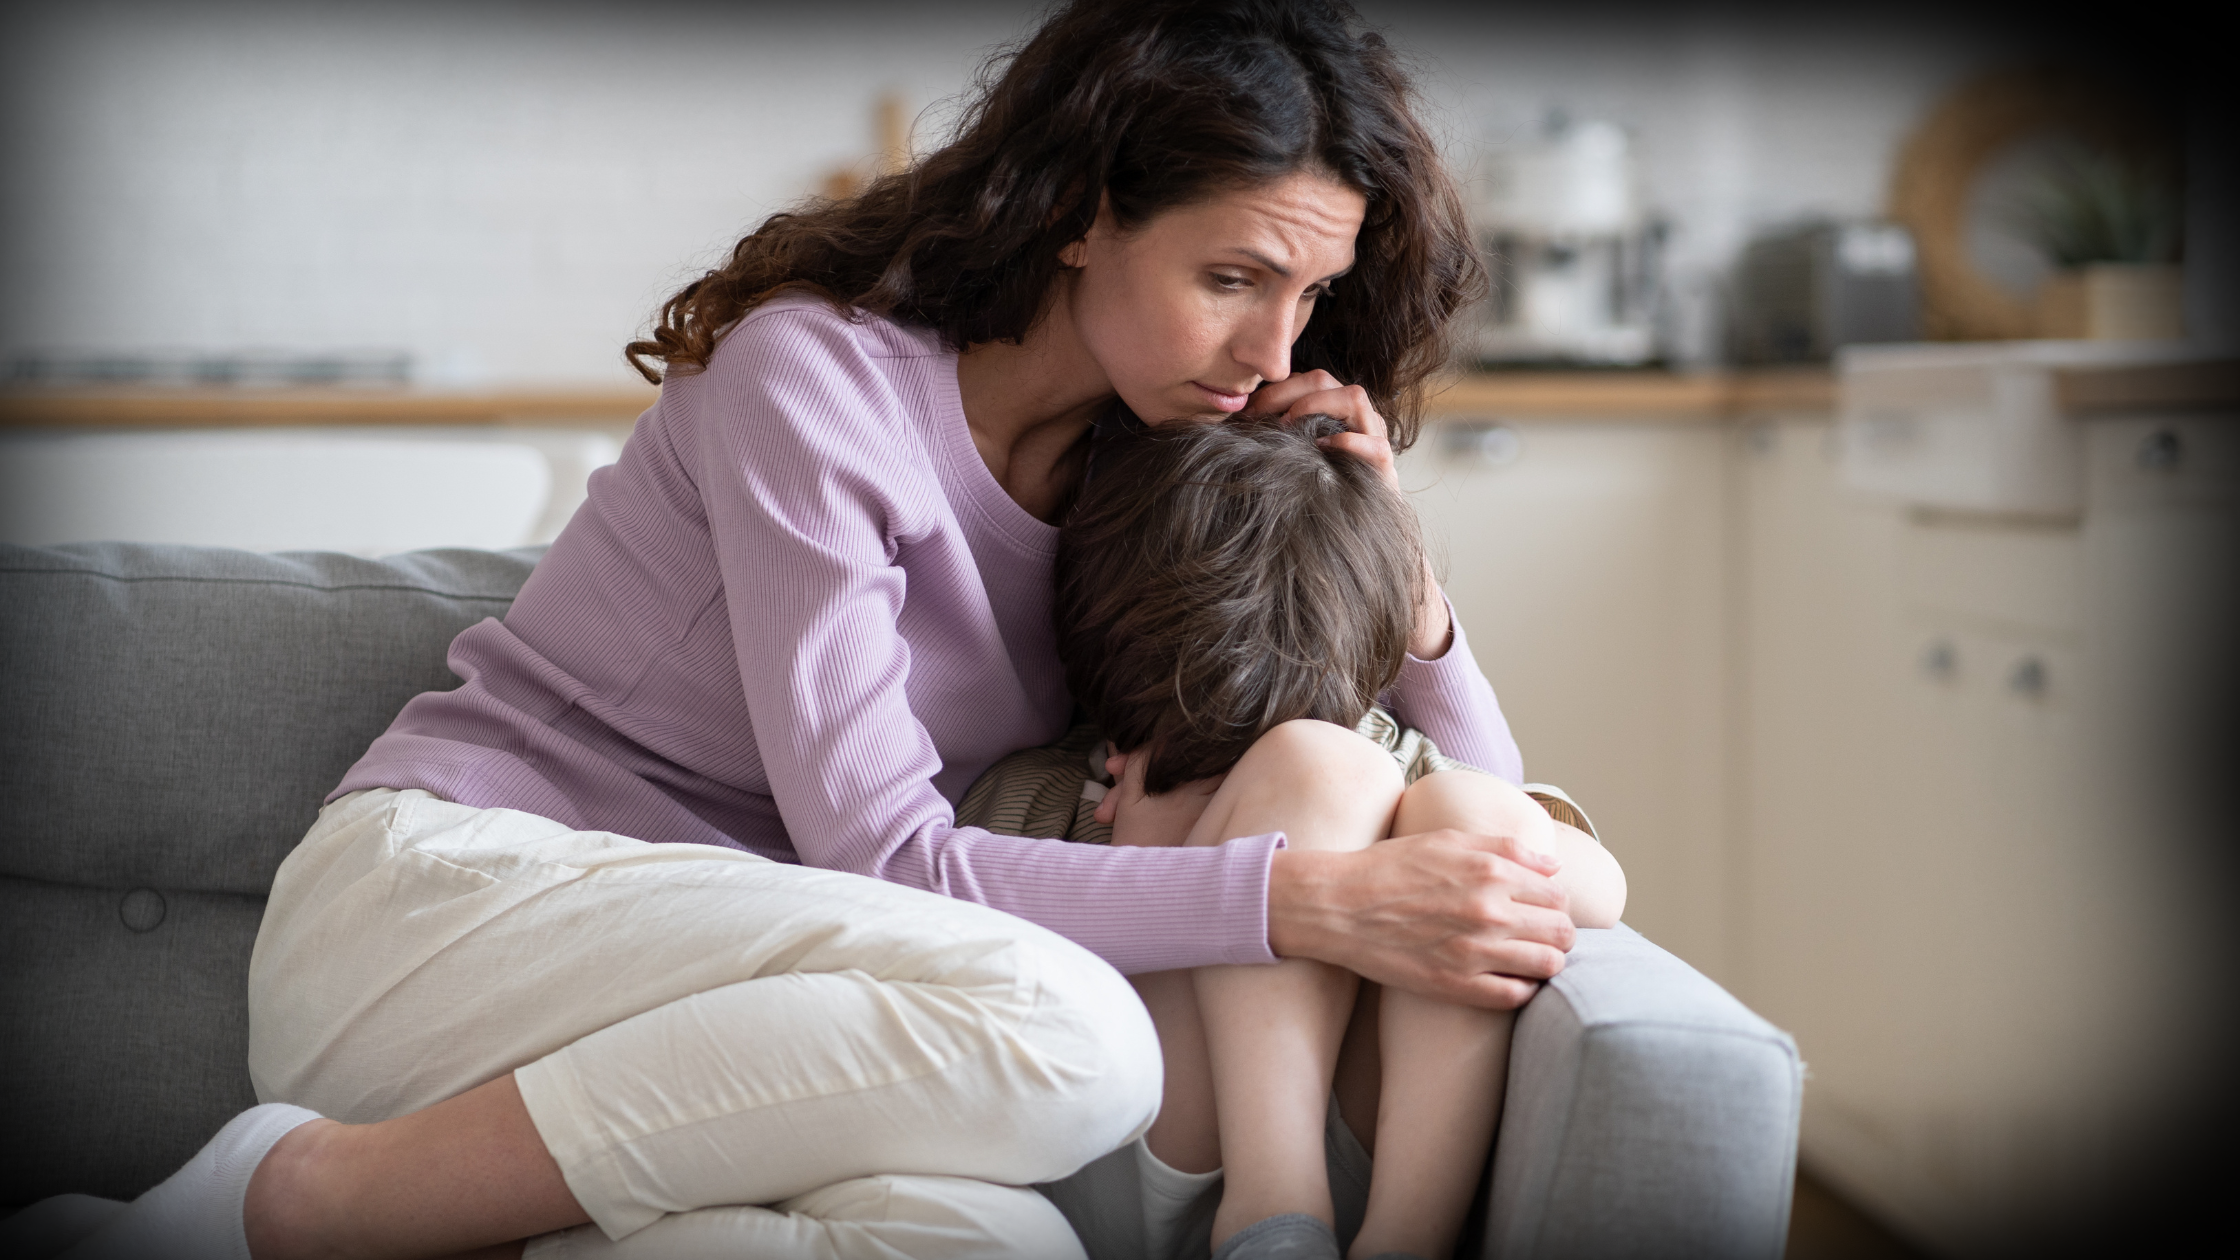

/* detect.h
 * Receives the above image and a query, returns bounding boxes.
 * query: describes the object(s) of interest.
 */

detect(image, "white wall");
[0,1,2023,384]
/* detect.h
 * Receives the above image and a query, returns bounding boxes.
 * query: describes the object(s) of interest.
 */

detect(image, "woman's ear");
[1055,191,1115,269]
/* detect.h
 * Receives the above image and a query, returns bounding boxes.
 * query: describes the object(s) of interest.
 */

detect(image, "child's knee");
[1397,769,1551,843]
[1255,719,1402,787]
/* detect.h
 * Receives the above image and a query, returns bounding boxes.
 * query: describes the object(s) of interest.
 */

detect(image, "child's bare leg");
[1178,720,1406,1247]
[1345,771,1565,1260]
[1348,989,1513,1259]
[1103,769,1228,1175]
[1125,970,1222,1172]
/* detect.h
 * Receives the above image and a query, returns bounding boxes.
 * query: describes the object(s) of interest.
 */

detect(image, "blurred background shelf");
[0,386,659,430]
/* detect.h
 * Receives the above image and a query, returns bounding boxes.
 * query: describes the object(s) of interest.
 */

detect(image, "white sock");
[60,1102,322,1260]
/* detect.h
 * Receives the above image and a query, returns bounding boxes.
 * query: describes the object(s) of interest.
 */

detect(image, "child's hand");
[1095,748,1225,848]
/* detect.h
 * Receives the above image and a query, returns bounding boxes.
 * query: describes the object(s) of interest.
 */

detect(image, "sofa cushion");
[0,542,538,893]
[0,542,538,1204]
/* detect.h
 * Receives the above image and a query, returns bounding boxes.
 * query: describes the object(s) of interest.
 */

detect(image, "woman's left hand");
[1247,371,1453,658]
[1248,370,1399,493]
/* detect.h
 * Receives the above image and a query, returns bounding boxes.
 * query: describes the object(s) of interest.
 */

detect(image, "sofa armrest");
[1483,925,1801,1260]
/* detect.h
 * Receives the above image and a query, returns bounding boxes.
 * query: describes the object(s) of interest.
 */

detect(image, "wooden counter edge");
[2,371,1837,430]
[2053,360,2240,413]
[1423,369,1834,420]
[0,388,661,429]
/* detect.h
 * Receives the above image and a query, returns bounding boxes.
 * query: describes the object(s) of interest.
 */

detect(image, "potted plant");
[2020,145,2184,340]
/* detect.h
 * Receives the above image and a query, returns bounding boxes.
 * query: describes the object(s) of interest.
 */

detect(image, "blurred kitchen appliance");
[1473,117,1662,366]
[1731,221,1920,363]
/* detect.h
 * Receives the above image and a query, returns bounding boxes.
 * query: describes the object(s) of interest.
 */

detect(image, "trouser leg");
[527,1175,1086,1260]
[249,790,1160,1244]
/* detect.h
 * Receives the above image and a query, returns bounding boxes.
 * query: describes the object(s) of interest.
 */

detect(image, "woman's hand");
[1247,370,1453,658]
[1266,828,1576,1010]
[1248,369,1398,492]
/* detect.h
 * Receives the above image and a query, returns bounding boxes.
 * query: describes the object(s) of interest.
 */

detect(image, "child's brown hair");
[1057,414,1425,794]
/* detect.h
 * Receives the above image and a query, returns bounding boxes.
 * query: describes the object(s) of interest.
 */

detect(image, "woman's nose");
[1228,303,1297,386]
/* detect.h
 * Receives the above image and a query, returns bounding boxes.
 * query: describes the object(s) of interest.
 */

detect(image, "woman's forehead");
[1147,172,1365,276]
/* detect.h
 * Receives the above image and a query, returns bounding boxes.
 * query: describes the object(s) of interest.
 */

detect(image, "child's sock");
[1210,1212,1342,1260]
[60,1102,322,1260]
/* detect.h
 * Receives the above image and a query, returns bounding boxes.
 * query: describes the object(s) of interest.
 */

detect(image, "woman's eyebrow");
[1221,247,1354,282]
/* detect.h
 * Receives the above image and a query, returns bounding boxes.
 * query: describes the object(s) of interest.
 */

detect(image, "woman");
[60,3,1579,1258]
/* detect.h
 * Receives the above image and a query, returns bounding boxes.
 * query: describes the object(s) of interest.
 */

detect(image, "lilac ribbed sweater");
[334,296,1524,973]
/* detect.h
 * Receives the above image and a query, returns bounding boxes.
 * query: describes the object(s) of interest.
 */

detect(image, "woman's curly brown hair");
[625,0,1483,448]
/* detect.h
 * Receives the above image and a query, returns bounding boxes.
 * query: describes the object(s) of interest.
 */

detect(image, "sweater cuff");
[1215,831,1286,968]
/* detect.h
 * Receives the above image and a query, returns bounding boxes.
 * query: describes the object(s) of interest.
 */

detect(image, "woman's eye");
[1210,273,1250,291]
[1301,285,1330,302]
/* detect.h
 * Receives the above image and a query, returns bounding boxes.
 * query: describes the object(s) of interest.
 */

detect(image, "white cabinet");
[1407,376,2234,1256]
[1400,417,1735,981]
[1732,408,2234,1256]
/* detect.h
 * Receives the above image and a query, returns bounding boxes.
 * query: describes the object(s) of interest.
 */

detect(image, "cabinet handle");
[2007,656,2049,698]
[1920,639,1957,680]
[2137,429,2185,472]
[1441,421,1523,466]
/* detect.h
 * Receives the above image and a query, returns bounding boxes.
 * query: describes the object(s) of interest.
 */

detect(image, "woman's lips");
[1192,382,1252,412]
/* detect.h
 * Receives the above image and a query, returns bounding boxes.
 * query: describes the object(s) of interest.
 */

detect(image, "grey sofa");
[0,541,1803,1259]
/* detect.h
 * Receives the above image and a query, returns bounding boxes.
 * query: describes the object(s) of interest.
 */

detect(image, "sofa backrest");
[0,542,539,1204]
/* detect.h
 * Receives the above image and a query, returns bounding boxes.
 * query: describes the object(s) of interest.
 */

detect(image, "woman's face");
[1059,170,1367,423]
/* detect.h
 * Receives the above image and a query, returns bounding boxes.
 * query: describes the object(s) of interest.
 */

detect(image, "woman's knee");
[1009,930,1163,1165]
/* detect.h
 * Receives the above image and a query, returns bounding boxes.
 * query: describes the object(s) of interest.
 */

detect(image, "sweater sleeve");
[1383,594,1525,783]
[692,307,1281,974]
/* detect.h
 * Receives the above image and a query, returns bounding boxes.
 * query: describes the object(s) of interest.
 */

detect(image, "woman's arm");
[690,305,1283,976]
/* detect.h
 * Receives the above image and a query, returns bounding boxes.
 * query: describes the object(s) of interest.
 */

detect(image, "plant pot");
[2035,263,2184,340]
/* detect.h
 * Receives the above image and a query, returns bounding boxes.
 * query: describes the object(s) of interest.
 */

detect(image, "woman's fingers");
[1267,832,1583,1010]
[1314,430,1399,489]
[1244,373,1400,488]
[1246,369,1344,417]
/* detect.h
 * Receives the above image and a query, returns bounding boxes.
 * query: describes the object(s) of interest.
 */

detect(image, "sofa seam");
[0,869,272,901]
[1571,1018,1799,1055]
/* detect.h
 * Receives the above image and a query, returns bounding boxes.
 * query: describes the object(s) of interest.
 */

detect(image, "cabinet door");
[1400,419,1732,979]
[1736,413,2232,1255]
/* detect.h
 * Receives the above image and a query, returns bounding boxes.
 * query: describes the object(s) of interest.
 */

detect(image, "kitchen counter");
[1425,368,1834,419]
[7,361,2227,431]
[0,386,661,429]
[0,370,1837,430]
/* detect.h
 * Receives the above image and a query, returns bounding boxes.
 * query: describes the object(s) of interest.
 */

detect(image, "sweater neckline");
[930,347,1061,558]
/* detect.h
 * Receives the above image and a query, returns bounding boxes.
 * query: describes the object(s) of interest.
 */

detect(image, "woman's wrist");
[1266,847,1350,961]
[1408,567,1454,660]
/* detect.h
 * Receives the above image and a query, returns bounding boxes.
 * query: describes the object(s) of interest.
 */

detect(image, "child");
[956,414,1624,1260]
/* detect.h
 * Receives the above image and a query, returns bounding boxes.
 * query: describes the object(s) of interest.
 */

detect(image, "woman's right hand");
[1266,829,1576,1009]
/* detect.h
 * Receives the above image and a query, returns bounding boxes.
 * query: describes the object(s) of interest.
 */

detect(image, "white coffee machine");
[1472,116,1662,366]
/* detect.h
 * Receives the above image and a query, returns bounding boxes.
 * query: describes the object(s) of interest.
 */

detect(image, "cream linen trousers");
[247,788,1161,1259]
